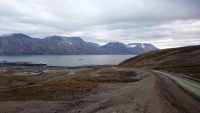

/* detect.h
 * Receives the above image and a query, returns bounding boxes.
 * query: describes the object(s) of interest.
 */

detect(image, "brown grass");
[0,79,100,101]
[0,68,137,101]
[0,71,66,86]
[118,45,200,79]
[82,71,138,83]
[155,63,200,79]
[119,45,200,69]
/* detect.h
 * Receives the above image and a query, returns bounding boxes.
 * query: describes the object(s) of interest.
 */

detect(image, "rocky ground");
[0,67,199,113]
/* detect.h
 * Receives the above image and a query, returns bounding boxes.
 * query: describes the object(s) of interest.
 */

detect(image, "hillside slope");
[118,45,200,78]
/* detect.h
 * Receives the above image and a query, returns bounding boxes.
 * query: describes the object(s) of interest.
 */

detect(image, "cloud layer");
[0,0,200,49]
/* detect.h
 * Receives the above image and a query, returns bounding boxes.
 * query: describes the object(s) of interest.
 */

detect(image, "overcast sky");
[0,0,200,49]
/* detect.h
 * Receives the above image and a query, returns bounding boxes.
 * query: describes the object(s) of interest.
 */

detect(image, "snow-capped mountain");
[127,43,157,49]
[101,42,158,54]
[101,42,129,54]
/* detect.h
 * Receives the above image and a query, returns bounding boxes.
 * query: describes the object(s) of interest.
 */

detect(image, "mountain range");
[0,33,158,55]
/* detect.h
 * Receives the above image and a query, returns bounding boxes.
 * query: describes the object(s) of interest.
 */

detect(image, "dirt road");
[153,70,200,101]
[0,68,200,113]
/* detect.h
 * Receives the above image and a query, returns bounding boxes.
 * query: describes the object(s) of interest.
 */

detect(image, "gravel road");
[60,68,200,113]
[153,70,200,101]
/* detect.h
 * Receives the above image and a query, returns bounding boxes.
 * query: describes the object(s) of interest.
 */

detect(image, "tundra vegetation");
[0,66,137,101]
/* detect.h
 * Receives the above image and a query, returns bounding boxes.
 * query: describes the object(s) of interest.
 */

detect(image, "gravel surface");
[153,70,200,100]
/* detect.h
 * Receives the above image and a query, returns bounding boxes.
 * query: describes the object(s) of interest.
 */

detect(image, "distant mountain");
[0,33,104,55]
[0,33,43,54]
[101,42,158,54]
[0,33,158,55]
[43,36,105,54]
[86,42,101,47]
[101,42,129,54]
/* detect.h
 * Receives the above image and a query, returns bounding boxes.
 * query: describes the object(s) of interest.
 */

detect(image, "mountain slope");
[86,42,101,47]
[43,36,105,54]
[101,42,130,54]
[118,45,200,79]
[119,45,200,68]
[0,33,43,54]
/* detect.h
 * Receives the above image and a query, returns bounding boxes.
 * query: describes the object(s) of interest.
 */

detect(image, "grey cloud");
[0,0,200,49]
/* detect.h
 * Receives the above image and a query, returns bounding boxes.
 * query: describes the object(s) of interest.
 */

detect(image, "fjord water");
[0,55,135,66]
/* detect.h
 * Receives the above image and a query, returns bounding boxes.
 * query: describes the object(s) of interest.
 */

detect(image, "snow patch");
[141,43,145,48]
[127,45,136,48]
[46,37,51,39]
[62,37,66,40]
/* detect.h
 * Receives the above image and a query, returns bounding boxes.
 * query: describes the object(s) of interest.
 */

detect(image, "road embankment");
[152,70,200,101]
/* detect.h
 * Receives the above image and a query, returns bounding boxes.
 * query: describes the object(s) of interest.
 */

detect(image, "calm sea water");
[0,55,135,66]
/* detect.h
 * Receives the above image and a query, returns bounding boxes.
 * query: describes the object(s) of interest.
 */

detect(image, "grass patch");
[0,71,66,86]
[0,78,100,101]
[84,71,138,83]
[0,68,138,101]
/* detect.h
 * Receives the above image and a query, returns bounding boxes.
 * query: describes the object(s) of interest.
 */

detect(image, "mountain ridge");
[0,33,158,55]
[101,42,158,54]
